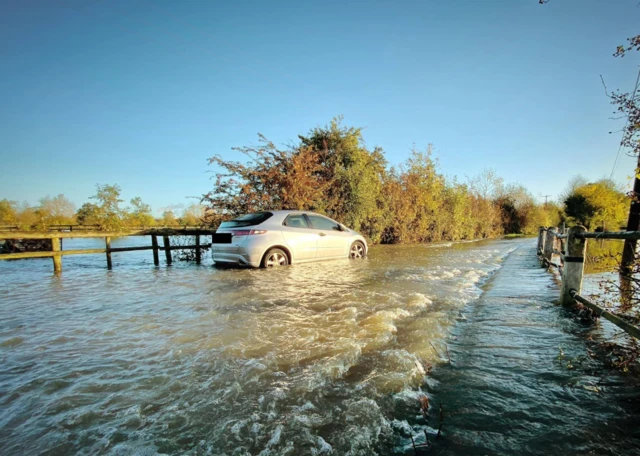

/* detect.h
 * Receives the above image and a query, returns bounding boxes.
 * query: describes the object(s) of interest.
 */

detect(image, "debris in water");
[418,394,429,421]
[410,399,445,454]
[583,385,602,393]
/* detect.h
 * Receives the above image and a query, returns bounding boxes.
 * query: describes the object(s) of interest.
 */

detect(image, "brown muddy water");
[0,238,639,455]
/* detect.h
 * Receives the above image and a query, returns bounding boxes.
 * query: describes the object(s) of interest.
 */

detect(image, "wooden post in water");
[543,227,555,264]
[621,153,640,278]
[51,237,62,273]
[195,235,201,264]
[560,225,586,306]
[537,227,546,256]
[163,235,172,265]
[151,235,160,266]
[105,237,112,270]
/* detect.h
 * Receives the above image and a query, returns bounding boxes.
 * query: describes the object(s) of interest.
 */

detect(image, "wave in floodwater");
[2,238,636,455]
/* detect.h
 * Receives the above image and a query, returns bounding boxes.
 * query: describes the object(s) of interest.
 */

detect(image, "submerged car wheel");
[262,248,289,268]
[349,241,365,259]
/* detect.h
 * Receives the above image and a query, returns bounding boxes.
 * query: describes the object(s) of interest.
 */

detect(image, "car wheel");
[262,248,289,268]
[349,241,365,259]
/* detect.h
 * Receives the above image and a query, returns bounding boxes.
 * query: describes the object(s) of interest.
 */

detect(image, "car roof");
[269,210,322,215]
[261,210,334,222]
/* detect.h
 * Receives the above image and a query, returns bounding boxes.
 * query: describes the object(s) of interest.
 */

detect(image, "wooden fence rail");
[0,225,207,233]
[538,226,640,340]
[576,231,640,241]
[0,228,217,272]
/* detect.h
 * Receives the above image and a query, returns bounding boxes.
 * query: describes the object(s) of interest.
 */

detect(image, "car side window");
[307,215,341,231]
[283,214,309,228]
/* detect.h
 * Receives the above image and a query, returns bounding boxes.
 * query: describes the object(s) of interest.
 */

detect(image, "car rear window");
[219,212,273,229]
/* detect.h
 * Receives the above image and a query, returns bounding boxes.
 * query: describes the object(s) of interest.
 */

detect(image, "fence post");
[151,235,160,266]
[537,227,546,256]
[554,233,562,260]
[195,235,201,264]
[105,237,113,270]
[163,235,172,265]
[51,237,62,273]
[544,227,555,264]
[560,225,586,306]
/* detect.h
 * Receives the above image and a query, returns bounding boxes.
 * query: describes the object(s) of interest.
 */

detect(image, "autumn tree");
[564,180,628,230]
[0,199,17,225]
[204,135,326,217]
[160,210,179,226]
[79,184,125,230]
[76,203,100,226]
[126,197,155,227]
[203,117,388,241]
[203,117,552,244]
[36,194,76,227]
[467,168,505,237]
[297,118,389,240]
[439,180,475,240]
[181,203,205,226]
[381,146,445,243]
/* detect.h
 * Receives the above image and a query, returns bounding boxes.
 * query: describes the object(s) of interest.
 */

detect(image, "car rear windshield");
[218,212,273,229]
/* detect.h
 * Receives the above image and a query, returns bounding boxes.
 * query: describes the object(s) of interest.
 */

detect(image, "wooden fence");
[0,228,217,273]
[0,224,202,232]
[538,226,640,339]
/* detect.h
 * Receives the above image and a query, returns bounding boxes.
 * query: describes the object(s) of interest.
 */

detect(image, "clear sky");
[1,0,639,214]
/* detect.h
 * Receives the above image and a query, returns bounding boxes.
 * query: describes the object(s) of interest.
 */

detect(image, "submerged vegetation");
[203,118,561,244]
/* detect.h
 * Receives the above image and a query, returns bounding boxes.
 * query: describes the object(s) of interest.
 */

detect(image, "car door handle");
[318,232,326,236]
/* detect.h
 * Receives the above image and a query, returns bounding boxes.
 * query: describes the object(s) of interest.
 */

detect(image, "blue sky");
[1,0,639,214]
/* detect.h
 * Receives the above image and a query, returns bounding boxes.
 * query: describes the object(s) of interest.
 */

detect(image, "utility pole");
[541,194,551,206]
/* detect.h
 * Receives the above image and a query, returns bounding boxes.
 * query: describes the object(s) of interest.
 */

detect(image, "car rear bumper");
[212,250,261,268]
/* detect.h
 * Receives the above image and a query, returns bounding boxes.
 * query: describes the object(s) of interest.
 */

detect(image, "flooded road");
[1,238,639,455]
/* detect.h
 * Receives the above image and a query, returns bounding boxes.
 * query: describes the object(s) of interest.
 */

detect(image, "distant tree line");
[202,118,578,244]
[0,185,205,231]
[1,120,629,239]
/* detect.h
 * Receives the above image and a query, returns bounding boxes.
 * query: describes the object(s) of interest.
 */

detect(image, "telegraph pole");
[541,194,551,206]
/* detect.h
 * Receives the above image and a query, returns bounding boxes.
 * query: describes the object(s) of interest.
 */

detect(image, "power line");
[610,66,640,180]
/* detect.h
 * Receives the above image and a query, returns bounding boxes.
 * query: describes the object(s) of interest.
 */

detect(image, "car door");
[280,213,317,261]
[306,214,350,259]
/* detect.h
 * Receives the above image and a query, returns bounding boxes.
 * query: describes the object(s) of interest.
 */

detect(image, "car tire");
[261,248,289,268]
[349,241,366,259]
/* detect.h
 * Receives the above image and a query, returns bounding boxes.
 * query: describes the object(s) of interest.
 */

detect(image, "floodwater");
[0,237,639,455]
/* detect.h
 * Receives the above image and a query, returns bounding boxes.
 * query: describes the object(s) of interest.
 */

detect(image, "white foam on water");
[0,237,530,455]
[313,436,333,455]
[425,242,453,248]
[390,419,414,436]
[257,423,287,456]
[406,293,433,309]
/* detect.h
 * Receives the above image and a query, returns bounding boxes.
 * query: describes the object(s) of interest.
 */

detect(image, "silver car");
[211,210,368,268]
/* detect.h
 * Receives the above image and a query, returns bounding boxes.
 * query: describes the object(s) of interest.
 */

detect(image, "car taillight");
[232,229,267,236]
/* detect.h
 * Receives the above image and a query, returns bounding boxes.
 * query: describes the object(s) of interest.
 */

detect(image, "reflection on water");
[584,238,624,274]
[0,238,638,455]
